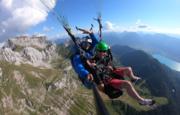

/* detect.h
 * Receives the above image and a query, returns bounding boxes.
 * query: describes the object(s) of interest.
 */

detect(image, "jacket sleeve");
[72,55,89,79]
[90,33,99,48]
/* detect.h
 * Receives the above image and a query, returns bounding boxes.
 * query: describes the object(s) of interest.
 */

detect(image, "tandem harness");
[89,56,124,99]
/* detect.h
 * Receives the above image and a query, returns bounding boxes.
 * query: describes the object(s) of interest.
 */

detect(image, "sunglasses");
[97,50,107,53]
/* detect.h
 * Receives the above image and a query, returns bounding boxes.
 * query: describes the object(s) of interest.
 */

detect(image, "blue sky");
[38,0,180,38]
[0,0,180,41]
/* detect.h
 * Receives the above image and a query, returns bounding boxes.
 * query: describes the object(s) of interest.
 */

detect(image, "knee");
[124,67,132,73]
[122,80,132,88]
[124,80,131,85]
[127,67,132,71]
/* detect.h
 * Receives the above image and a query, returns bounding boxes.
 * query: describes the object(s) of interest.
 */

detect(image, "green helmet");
[96,41,109,51]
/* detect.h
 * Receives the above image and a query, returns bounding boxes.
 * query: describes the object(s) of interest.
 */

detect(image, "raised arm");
[76,26,93,34]
[76,26,99,47]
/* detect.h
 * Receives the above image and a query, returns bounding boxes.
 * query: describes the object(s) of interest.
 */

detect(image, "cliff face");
[7,35,49,49]
[0,35,57,67]
[0,35,96,115]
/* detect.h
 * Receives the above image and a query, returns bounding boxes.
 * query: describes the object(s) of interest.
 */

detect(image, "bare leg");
[122,81,154,105]
[109,79,144,102]
[120,80,144,102]
[123,67,141,80]
[109,79,154,105]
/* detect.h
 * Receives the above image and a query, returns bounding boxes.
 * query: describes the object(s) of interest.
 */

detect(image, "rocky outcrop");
[0,35,58,67]
[6,35,48,49]
[0,48,23,65]
[0,36,96,115]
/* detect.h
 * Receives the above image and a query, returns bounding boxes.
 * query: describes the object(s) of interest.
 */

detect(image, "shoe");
[134,76,141,80]
[131,76,141,83]
[139,99,155,106]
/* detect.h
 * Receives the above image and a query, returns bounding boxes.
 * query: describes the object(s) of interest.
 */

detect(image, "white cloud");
[151,27,180,35]
[103,20,180,35]
[43,26,54,32]
[52,33,68,39]
[135,19,149,29]
[103,21,122,32]
[133,20,180,35]
[103,19,151,33]
[0,0,57,41]
[0,28,6,34]
[104,21,114,30]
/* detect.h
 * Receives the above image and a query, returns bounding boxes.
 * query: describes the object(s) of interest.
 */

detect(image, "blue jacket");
[72,33,99,88]
[89,33,99,55]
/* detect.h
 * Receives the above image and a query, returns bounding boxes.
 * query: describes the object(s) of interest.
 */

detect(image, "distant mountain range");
[103,32,180,63]
[111,45,180,115]
[54,38,69,44]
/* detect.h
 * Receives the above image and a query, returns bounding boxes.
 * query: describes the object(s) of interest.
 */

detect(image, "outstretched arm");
[76,26,99,47]
[76,26,93,34]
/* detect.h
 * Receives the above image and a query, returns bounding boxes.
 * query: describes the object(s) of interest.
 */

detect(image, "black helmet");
[80,36,92,51]
[84,36,92,44]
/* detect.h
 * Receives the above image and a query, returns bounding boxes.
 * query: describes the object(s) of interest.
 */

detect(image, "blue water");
[153,54,180,72]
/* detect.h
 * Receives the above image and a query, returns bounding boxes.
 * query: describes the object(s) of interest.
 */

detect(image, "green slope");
[0,49,96,115]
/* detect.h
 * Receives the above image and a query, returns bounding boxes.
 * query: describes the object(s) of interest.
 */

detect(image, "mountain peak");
[7,35,49,49]
[0,35,57,68]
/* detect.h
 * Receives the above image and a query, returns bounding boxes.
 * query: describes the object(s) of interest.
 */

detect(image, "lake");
[153,54,180,72]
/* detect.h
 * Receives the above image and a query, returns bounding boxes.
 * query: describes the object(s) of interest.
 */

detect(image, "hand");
[82,30,92,34]
[90,63,97,68]
[100,83,104,88]
[87,74,94,81]
[107,66,113,71]
[97,82,104,92]
[87,60,96,68]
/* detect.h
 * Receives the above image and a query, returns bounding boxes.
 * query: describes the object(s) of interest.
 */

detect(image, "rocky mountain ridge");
[0,35,96,115]
[0,35,58,68]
